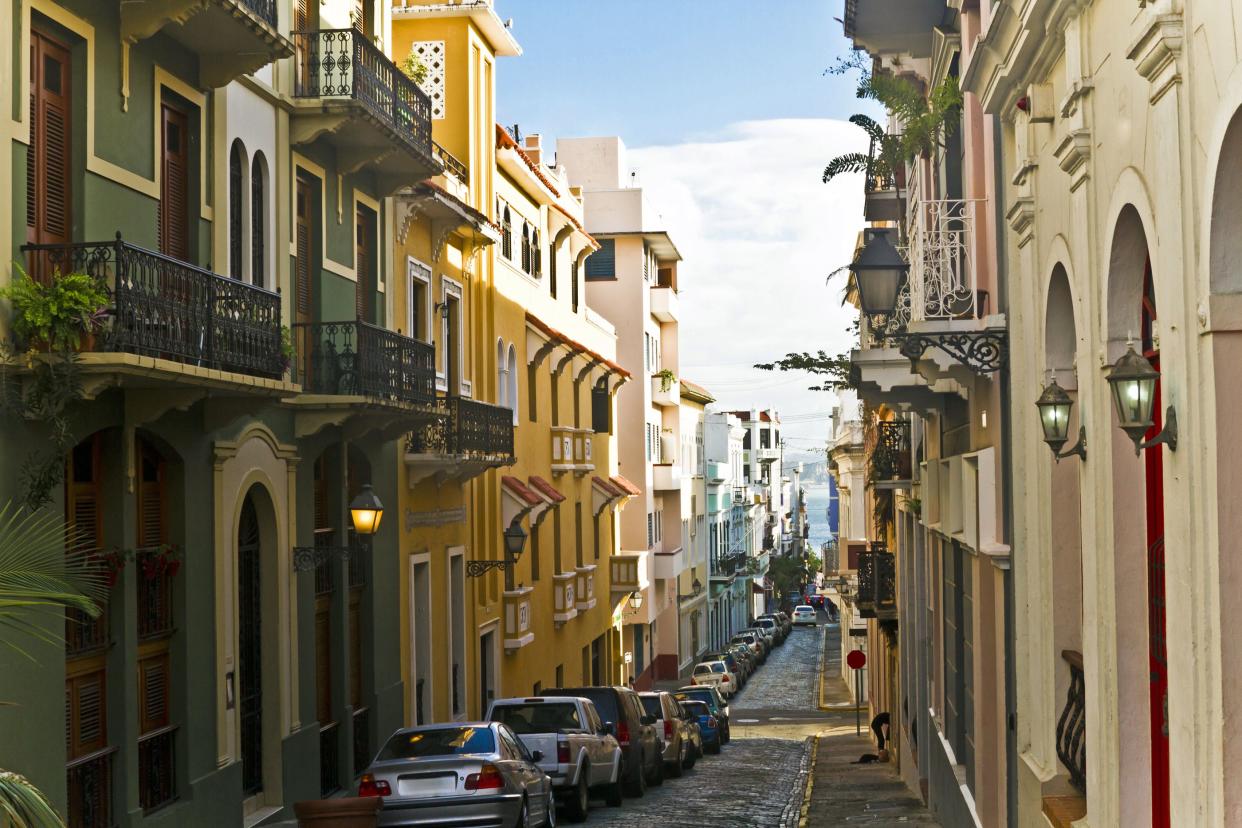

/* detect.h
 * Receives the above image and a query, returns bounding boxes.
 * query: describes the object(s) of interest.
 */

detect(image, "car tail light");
[617,720,631,747]
[664,720,674,742]
[707,717,718,728]
[690,677,698,685]
[358,774,391,797]
[721,675,730,683]
[557,740,571,764]
[464,763,505,791]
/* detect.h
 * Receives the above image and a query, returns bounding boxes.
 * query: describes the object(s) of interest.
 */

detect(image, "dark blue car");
[679,700,721,754]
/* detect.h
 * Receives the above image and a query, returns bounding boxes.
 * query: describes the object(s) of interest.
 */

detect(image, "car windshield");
[639,695,664,718]
[559,689,618,723]
[675,689,719,712]
[693,664,714,675]
[757,619,775,628]
[490,703,581,734]
[378,726,495,760]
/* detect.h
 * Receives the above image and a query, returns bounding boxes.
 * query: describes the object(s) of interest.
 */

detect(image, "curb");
[817,623,828,710]
[798,734,820,827]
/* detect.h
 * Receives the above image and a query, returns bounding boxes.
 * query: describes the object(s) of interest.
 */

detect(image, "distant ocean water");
[803,483,835,550]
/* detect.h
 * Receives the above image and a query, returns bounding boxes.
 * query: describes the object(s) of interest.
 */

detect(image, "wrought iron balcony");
[292,29,440,190]
[22,237,284,379]
[433,141,469,182]
[864,133,905,222]
[67,746,115,828]
[856,547,895,618]
[897,198,987,326]
[1056,650,1087,794]
[869,421,912,487]
[406,396,515,484]
[138,726,177,812]
[292,320,435,407]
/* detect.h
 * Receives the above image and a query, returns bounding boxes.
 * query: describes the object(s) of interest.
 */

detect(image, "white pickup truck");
[487,695,624,822]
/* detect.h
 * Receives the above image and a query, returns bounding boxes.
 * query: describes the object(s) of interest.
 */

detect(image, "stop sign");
[847,649,866,670]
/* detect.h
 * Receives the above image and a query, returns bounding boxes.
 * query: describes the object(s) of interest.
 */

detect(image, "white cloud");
[627,118,867,453]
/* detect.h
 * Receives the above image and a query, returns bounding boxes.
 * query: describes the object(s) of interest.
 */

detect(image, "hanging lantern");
[1105,344,1159,453]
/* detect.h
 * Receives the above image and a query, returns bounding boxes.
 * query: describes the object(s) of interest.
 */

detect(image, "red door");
[1142,260,1170,827]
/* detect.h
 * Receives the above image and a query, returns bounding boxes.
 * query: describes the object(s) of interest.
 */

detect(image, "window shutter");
[296,182,312,316]
[159,104,190,261]
[295,0,310,29]
[136,442,166,548]
[67,669,107,757]
[230,143,243,279]
[138,653,170,735]
[29,33,72,258]
[591,384,610,433]
[584,239,614,279]
[251,158,265,286]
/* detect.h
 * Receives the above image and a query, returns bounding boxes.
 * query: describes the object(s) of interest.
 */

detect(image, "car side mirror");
[531,750,544,762]
[600,722,614,736]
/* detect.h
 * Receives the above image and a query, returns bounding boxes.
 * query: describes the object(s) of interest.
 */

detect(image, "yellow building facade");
[390,1,631,723]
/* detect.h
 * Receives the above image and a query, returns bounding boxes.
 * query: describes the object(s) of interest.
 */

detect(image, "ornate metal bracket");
[292,543,366,572]
[892,329,1009,374]
[1054,426,1088,463]
[466,559,515,578]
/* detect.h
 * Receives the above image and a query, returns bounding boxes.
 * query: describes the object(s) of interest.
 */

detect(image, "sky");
[495,1,877,461]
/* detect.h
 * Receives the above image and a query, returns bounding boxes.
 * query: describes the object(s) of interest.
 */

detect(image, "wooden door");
[28,31,72,279]
[354,207,373,322]
[295,178,314,385]
[1141,260,1170,827]
[159,103,189,261]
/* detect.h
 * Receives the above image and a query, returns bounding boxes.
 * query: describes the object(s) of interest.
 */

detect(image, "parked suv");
[544,686,662,797]
[639,691,694,777]
[487,695,624,820]
[675,685,731,744]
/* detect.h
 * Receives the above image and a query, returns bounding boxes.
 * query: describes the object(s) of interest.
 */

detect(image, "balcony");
[21,238,286,386]
[553,572,578,625]
[292,320,435,408]
[864,134,906,222]
[610,552,649,595]
[756,447,780,464]
[68,746,115,828]
[551,426,576,475]
[651,374,680,407]
[650,286,680,322]
[869,421,912,489]
[292,29,441,193]
[1054,650,1087,795]
[120,0,291,87]
[706,462,728,484]
[575,565,597,612]
[405,396,516,485]
[856,547,896,620]
[653,546,686,580]
[653,464,682,492]
[137,726,177,812]
[503,586,534,652]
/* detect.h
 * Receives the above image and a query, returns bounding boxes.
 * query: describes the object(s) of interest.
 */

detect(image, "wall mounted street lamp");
[467,523,527,577]
[293,484,385,572]
[628,591,644,610]
[433,300,451,320]
[1034,374,1086,462]
[850,229,1008,374]
[1105,342,1177,456]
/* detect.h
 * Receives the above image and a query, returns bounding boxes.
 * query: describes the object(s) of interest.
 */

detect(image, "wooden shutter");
[575,502,583,567]
[354,207,373,322]
[295,179,313,321]
[28,32,72,261]
[66,668,107,758]
[294,0,310,29]
[592,383,610,433]
[352,0,365,31]
[136,441,166,548]
[67,436,102,549]
[251,158,265,286]
[585,239,614,279]
[159,103,190,261]
[138,652,170,735]
[229,142,243,279]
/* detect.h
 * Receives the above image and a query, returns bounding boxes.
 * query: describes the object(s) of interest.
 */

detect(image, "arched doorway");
[237,493,263,797]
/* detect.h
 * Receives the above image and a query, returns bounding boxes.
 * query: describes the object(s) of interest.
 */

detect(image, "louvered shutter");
[159,104,190,261]
[136,443,166,547]
[67,669,107,757]
[584,239,614,279]
[138,653,170,735]
[592,384,610,433]
[251,158,265,286]
[229,143,243,279]
[295,0,310,29]
[295,181,313,319]
[28,32,72,274]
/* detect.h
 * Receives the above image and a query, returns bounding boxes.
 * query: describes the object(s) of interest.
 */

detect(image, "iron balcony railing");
[893,197,987,326]
[238,0,278,28]
[292,320,435,406]
[870,421,912,484]
[137,568,174,641]
[293,29,434,164]
[1056,650,1087,794]
[857,547,896,619]
[22,237,283,378]
[66,606,108,658]
[319,721,340,796]
[407,396,516,460]
[433,141,469,182]
[67,746,115,828]
[137,726,177,812]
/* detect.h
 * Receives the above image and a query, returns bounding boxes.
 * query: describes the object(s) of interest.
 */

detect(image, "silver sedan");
[359,722,556,827]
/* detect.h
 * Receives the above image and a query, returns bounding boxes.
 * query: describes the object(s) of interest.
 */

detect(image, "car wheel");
[649,752,665,786]
[515,796,530,828]
[721,725,730,745]
[624,755,646,797]
[604,773,624,807]
[684,747,697,769]
[667,745,684,779]
[707,738,722,755]
[545,791,558,828]
[564,770,589,823]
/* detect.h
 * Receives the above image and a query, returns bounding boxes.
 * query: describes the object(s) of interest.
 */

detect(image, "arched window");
[521,223,532,274]
[507,344,518,425]
[229,140,245,279]
[571,259,580,312]
[532,229,542,276]
[497,338,508,409]
[501,205,513,260]
[251,153,267,287]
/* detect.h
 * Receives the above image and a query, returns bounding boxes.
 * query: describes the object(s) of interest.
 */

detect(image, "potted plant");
[1,265,109,352]
[280,325,296,378]
[654,368,676,392]
[137,544,182,580]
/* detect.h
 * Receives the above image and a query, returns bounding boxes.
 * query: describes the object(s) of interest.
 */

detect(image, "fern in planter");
[1,265,109,351]
[655,369,676,392]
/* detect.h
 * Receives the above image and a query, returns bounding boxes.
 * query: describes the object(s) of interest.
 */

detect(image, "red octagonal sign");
[847,649,866,670]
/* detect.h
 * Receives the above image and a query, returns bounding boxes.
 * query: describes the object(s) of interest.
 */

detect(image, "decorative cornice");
[1127,13,1184,104]
[1053,128,1092,190]
[1059,79,1093,119]
[1005,196,1036,248]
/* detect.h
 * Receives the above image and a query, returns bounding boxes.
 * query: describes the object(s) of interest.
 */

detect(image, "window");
[647,513,654,548]
[532,229,542,276]
[439,278,465,393]
[585,239,615,279]
[501,204,513,259]
[571,260,580,312]
[643,242,650,281]
[521,223,532,273]
[497,339,508,409]
[549,236,558,298]
[507,344,518,425]
[230,140,244,279]
[251,153,267,287]
[575,503,584,567]
[530,524,541,582]
[408,259,431,341]
[591,379,611,433]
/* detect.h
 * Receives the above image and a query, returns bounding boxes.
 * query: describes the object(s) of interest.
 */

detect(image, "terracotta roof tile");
[496,125,561,197]
[526,312,630,378]
[501,475,542,506]
[527,475,566,503]
[592,475,622,497]
[610,475,642,497]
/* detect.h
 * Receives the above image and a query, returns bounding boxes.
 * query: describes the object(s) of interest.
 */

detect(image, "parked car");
[703,650,748,684]
[544,686,661,797]
[676,702,703,763]
[792,604,818,626]
[754,617,783,645]
[731,632,765,663]
[358,722,555,827]
[690,660,738,697]
[739,626,774,655]
[487,696,624,821]
[639,691,694,777]
[775,610,793,634]
[679,699,721,754]
[676,685,731,744]
[809,594,826,610]
[727,643,757,677]
[761,611,790,637]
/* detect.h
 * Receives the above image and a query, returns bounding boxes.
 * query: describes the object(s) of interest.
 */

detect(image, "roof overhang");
[392,2,522,57]
[591,230,681,262]
[843,0,950,58]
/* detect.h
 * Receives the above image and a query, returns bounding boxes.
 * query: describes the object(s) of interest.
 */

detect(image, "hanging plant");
[91,548,127,589]
[280,325,295,376]
[137,544,182,581]
[655,369,676,392]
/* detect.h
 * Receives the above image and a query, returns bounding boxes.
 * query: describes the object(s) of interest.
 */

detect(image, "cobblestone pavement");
[731,622,827,713]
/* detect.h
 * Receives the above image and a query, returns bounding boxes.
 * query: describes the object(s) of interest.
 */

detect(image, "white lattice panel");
[411,40,446,119]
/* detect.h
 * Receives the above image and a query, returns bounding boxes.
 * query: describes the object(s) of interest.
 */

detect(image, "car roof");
[393,721,495,735]
[796,605,815,610]
[695,660,725,666]
[637,690,670,698]
[492,696,590,706]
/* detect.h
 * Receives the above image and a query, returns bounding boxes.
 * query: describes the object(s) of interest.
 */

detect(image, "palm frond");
[822,153,870,182]
[0,502,105,660]
[847,114,883,141]
[0,770,65,828]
